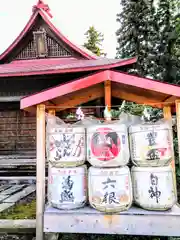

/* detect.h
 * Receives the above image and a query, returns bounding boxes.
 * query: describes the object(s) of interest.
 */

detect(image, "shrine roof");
[0,0,98,62]
[20,70,180,112]
[0,57,136,77]
[0,0,137,76]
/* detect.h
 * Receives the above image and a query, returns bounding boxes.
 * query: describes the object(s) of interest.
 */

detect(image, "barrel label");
[49,167,87,205]
[132,170,176,209]
[90,171,131,208]
[47,127,85,162]
[148,173,161,203]
[130,129,172,162]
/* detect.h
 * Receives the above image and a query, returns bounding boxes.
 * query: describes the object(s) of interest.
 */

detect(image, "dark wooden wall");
[0,110,36,154]
[0,71,103,155]
[0,72,92,155]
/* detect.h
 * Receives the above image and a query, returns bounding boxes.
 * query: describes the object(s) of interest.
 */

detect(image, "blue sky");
[0,0,121,58]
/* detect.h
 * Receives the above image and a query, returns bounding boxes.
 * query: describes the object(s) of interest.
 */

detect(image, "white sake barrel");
[129,122,173,167]
[47,126,86,167]
[48,165,87,210]
[87,123,129,167]
[88,166,132,212]
[131,166,177,210]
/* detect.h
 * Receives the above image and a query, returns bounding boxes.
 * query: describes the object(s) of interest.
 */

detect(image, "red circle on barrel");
[90,127,120,161]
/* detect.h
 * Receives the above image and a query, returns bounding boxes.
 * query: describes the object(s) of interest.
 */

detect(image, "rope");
[45,101,175,109]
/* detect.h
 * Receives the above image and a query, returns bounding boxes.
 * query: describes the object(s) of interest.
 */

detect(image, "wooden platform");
[44,204,180,236]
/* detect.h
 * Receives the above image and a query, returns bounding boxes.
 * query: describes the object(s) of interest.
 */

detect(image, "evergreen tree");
[152,0,180,83]
[116,0,156,77]
[116,0,180,82]
[83,26,106,57]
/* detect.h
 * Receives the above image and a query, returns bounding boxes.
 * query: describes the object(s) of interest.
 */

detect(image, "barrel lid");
[49,164,87,175]
[48,125,86,134]
[89,166,130,175]
[87,123,127,132]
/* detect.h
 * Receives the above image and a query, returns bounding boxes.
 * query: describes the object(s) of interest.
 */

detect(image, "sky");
[0,0,121,58]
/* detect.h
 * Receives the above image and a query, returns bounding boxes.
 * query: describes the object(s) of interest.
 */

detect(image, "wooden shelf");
[44,204,180,236]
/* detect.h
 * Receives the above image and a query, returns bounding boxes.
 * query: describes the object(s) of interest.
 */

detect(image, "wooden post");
[47,109,55,201]
[46,109,59,240]
[48,109,55,116]
[104,80,111,111]
[163,106,172,122]
[163,105,177,197]
[176,100,180,167]
[36,104,46,240]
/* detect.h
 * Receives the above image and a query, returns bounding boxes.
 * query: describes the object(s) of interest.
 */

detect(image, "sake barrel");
[131,166,177,210]
[48,165,87,210]
[87,123,129,167]
[88,166,132,212]
[129,121,173,167]
[47,125,86,167]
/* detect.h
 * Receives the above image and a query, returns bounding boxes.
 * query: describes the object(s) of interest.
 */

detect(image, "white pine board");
[44,204,180,236]
[0,159,36,166]
[0,185,10,193]
[0,185,25,195]
[0,185,36,213]
[0,195,10,202]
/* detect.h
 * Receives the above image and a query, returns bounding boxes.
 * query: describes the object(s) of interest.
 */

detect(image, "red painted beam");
[21,70,180,111]
[20,71,110,110]
[109,71,180,98]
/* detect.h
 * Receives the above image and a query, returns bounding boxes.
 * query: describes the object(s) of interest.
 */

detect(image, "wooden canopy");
[20,68,180,240]
[21,70,180,112]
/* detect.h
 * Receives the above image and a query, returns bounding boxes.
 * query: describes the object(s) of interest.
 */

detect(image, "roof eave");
[0,57,137,77]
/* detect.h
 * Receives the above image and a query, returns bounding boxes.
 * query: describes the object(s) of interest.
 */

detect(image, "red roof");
[0,0,137,77]
[0,0,98,62]
[0,57,136,77]
[21,70,180,111]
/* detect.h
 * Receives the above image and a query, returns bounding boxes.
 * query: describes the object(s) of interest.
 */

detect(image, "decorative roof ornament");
[32,0,53,18]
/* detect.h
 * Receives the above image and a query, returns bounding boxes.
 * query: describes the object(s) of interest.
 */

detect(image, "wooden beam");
[104,80,111,111]
[23,106,37,113]
[110,70,180,99]
[163,95,177,103]
[48,84,104,111]
[112,87,162,107]
[163,105,177,198]
[36,104,46,240]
